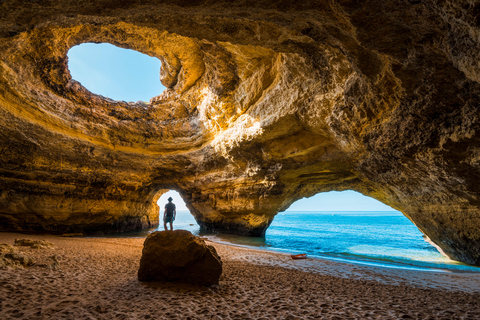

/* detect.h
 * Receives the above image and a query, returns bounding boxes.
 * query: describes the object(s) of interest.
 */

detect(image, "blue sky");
[68,43,397,213]
[67,43,165,102]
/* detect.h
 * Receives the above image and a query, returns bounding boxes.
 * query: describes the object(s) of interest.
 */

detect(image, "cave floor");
[1,232,479,319]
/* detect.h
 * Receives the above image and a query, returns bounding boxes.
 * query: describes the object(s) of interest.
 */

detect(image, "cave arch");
[155,189,203,233]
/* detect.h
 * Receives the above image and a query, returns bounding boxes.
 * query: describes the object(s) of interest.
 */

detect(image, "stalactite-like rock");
[1,0,480,265]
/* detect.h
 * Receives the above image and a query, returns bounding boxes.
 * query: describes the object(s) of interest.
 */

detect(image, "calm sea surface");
[126,210,480,273]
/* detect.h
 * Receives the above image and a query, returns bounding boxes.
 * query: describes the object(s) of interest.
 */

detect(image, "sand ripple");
[0,233,479,319]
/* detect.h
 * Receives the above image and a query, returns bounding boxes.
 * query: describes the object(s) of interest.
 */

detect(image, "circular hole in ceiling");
[67,43,166,102]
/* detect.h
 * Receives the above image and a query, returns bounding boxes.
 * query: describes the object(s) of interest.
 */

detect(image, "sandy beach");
[1,232,480,319]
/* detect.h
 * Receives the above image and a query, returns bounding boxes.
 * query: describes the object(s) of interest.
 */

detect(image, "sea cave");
[1,0,480,268]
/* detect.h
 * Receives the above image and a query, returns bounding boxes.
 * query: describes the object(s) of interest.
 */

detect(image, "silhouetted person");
[163,197,176,231]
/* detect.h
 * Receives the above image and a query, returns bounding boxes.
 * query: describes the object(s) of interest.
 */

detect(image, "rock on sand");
[138,230,222,286]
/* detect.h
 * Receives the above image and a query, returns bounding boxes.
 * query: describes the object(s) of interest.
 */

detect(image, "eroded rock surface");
[0,244,35,268]
[1,0,480,264]
[138,230,222,285]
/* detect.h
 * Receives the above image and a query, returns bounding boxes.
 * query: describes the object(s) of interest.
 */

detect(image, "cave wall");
[1,0,480,265]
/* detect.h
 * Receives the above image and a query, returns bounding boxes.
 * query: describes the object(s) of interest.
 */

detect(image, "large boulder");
[138,230,222,286]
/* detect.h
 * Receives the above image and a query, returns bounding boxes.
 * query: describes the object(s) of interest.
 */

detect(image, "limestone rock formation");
[138,230,222,285]
[0,0,480,265]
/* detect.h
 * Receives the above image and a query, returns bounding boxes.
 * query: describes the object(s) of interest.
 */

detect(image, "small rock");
[138,230,222,286]
[61,233,84,237]
[1,252,35,268]
[0,243,16,253]
[14,239,55,249]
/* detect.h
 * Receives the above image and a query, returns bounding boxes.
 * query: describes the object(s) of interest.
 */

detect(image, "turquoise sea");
[131,210,480,273]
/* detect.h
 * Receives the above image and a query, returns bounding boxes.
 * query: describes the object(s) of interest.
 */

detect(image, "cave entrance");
[67,43,165,102]
[270,190,452,270]
[156,190,200,233]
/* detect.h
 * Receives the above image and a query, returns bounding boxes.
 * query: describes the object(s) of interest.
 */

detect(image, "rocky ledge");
[1,0,480,265]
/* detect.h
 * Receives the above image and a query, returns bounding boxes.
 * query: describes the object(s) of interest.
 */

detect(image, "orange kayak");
[291,253,307,259]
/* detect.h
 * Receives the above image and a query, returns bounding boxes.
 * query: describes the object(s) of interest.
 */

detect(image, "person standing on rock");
[163,197,176,231]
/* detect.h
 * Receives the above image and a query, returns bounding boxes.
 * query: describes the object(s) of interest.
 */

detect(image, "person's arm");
[164,207,167,219]
[173,209,176,221]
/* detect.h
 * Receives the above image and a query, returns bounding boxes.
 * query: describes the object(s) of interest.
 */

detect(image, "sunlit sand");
[1,232,479,319]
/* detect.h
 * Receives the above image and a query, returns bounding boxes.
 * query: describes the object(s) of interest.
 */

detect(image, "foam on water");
[134,210,480,273]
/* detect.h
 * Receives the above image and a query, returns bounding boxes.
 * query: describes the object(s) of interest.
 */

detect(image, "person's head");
[167,197,173,202]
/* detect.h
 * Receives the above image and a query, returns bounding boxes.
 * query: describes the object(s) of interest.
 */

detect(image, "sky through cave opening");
[285,190,397,212]
[156,190,188,212]
[156,190,197,231]
[67,43,166,102]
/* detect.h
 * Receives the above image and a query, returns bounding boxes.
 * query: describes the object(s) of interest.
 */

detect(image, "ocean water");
[135,210,480,273]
